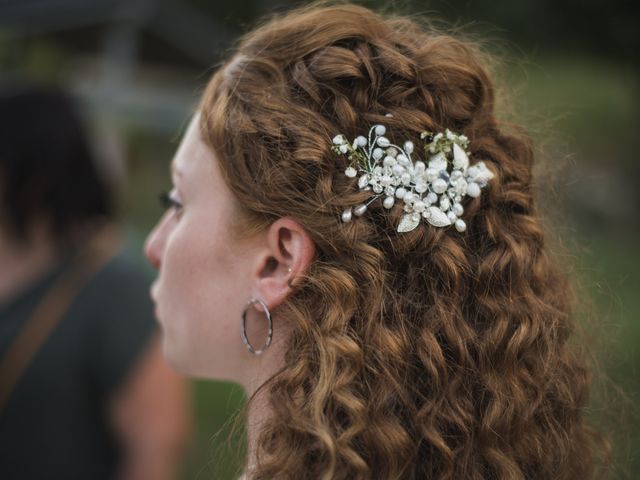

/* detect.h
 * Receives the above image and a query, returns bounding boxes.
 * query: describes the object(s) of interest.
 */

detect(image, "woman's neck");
[242,377,270,478]
[241,348,289,479]
[239,314,292,479]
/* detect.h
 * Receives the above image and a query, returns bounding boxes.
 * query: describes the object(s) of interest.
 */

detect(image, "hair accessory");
[332,122,494,233]
[241,298,273,355]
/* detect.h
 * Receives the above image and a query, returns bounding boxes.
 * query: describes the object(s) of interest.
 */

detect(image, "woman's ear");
[252,217,315,309]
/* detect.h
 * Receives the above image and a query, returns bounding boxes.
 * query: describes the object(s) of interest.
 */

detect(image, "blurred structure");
[0,85,190,480]
[0,0,240,132]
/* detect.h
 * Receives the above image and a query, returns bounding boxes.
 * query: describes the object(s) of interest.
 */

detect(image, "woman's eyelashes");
[159,189,183,217]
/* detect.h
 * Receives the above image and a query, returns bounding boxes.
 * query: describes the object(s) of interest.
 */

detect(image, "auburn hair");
[199,2,612,479]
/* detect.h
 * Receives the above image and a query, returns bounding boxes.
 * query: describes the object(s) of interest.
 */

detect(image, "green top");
[0,238,158,480]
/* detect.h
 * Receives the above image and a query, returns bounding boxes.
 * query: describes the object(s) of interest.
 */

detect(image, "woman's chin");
[160,337,188,373]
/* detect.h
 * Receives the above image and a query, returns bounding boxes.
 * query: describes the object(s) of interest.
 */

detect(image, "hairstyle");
[0,84,113,246]
[199,3,612,479]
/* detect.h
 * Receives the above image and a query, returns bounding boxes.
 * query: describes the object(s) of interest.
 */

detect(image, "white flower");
[383,156,396,168]
[345,166,357,178]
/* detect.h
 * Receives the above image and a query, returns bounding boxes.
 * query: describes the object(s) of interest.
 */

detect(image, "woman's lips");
[150,283,160,319]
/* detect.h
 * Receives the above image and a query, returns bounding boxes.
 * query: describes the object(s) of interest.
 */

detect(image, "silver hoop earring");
[241,298,273,355]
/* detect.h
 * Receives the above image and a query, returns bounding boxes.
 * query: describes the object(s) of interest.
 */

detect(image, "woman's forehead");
[171,113,210,177]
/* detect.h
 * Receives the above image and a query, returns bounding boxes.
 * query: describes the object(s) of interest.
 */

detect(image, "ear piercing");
[241,298,272,355]
[240,267,296,355]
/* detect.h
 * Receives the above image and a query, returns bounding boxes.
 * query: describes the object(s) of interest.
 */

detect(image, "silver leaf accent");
[472,161,494,183]
[397,214,420,232]
[358,174,370,189]
[428,152,447,171]
[426,207,452,227]
[452,143,469,169]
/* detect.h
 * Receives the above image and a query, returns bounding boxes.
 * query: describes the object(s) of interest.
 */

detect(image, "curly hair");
[198,3,612,479]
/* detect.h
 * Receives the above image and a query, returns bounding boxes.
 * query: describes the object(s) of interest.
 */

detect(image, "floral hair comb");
[332,121,494,233]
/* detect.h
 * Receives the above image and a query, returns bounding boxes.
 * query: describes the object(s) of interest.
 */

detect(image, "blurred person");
[145,3,613,480]
[0,84,190,480]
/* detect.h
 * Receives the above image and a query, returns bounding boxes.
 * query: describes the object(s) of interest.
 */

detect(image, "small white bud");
[466,182,481,197]
[415,182,428,193]
[354,204,367,216]
[395,187,407,199]
[403,141,414,154]
[377,136,390,147]
[455,219,466,232]
[432,178,448,194]
[397,154,410,166]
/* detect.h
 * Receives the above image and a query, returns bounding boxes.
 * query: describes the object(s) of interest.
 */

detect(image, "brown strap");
[0,225,122,413]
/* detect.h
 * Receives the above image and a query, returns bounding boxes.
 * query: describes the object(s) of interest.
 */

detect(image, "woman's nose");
[144,218,167,270]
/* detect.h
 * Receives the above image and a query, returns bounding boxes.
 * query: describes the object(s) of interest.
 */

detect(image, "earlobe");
[254,217,315,309]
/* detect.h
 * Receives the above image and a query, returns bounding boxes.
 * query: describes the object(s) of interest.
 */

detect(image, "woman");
[145,3,611,479]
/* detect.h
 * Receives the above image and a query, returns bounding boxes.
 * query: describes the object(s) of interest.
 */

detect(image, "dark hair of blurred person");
[0,84,190,480]
[0,84,113,250]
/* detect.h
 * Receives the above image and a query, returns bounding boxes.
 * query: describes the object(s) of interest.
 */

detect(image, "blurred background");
[0,0,637,478]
